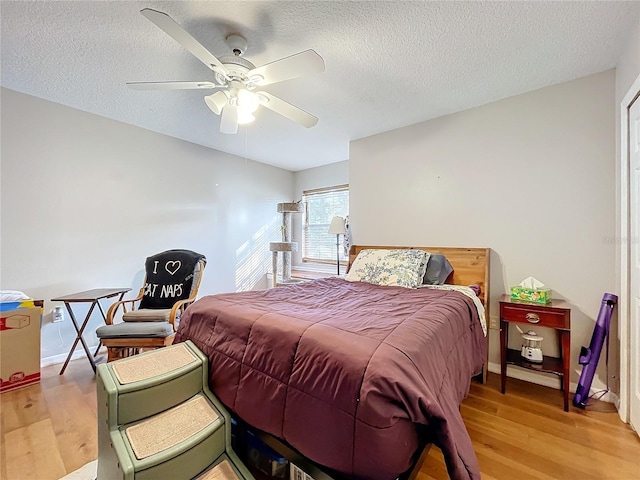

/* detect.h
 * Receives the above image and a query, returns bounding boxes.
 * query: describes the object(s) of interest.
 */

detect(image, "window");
[302,185,349,264]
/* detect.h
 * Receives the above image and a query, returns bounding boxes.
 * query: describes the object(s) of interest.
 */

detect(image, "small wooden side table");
[499,294,571,411]
[52,288,130,374]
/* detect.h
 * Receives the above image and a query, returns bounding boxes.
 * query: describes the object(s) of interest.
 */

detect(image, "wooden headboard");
[349,245,491,383]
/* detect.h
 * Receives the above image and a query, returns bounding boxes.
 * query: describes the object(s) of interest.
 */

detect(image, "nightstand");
[499,294,571,411]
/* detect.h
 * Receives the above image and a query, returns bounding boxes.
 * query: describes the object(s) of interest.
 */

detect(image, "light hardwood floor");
[1,359,639,480]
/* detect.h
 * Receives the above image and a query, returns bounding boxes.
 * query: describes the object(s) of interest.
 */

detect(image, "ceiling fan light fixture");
[237,110,255,125]
[204,91,228,115]
[237,89,259,113]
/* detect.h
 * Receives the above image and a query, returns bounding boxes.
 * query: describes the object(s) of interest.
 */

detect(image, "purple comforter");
[175,278,486,480]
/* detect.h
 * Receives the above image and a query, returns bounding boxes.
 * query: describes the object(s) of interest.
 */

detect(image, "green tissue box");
[510,286,552,304]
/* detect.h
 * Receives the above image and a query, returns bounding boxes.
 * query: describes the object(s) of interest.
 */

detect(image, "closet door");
[629,94,640,433]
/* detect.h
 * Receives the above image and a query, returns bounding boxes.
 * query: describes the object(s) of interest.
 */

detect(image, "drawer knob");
[526,313,541,324]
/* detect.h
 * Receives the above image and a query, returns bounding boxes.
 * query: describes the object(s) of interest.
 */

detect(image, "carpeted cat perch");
[269,202,304,287]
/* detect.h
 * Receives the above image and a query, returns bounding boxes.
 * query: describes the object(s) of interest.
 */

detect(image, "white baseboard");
[41,345,103,368]
[487,361,619,405]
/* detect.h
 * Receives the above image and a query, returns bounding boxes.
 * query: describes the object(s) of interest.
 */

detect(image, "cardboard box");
[510,286,552,304]
[1,302,41,393]
[290,464,316,480]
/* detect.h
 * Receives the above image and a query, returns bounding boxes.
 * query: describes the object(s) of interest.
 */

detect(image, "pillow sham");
[346,249,429,288]
[422,254,454,285]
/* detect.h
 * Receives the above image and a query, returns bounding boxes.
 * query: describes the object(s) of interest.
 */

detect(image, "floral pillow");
[346,249,430,288]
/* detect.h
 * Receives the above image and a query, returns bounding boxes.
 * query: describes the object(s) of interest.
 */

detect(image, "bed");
[174,245,490,480]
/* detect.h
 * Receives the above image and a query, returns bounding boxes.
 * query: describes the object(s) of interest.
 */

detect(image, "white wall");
[0,88,293,363]
[291,161,349,265]
[350,71,616,393]
[615,16,640,104]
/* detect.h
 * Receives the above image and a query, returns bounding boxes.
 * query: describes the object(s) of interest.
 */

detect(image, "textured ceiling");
[2,1,639,171]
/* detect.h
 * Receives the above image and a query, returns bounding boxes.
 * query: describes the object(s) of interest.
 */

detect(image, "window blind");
[302,185,349,263]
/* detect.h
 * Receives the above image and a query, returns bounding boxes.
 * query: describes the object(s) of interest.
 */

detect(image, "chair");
[96,249,206,362]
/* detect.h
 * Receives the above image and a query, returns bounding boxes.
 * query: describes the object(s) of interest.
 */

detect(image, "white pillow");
[346,249,430,288]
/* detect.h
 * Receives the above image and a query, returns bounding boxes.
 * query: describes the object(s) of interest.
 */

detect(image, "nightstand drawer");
[500,303,570,330]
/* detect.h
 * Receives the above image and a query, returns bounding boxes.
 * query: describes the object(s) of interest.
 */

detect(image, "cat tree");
[269,202,304,287]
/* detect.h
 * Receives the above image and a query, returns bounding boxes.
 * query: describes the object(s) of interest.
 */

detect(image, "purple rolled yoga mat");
[573,293,617,408]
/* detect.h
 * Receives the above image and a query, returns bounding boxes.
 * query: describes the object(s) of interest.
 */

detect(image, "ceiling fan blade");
[127,81,218,90]
[204,91,228,115]
[257,92,318,128]
[249,50,324,87]
[220,105,238,134]
[140,8,229,77]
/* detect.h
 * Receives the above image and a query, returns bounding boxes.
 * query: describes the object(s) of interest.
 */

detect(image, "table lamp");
[328,216,346,275]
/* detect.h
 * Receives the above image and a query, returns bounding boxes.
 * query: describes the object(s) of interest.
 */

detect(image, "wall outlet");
[52,306,64,323]
[489,315,499,330]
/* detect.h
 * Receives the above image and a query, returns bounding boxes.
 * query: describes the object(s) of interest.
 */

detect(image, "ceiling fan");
[127,8,325,134]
